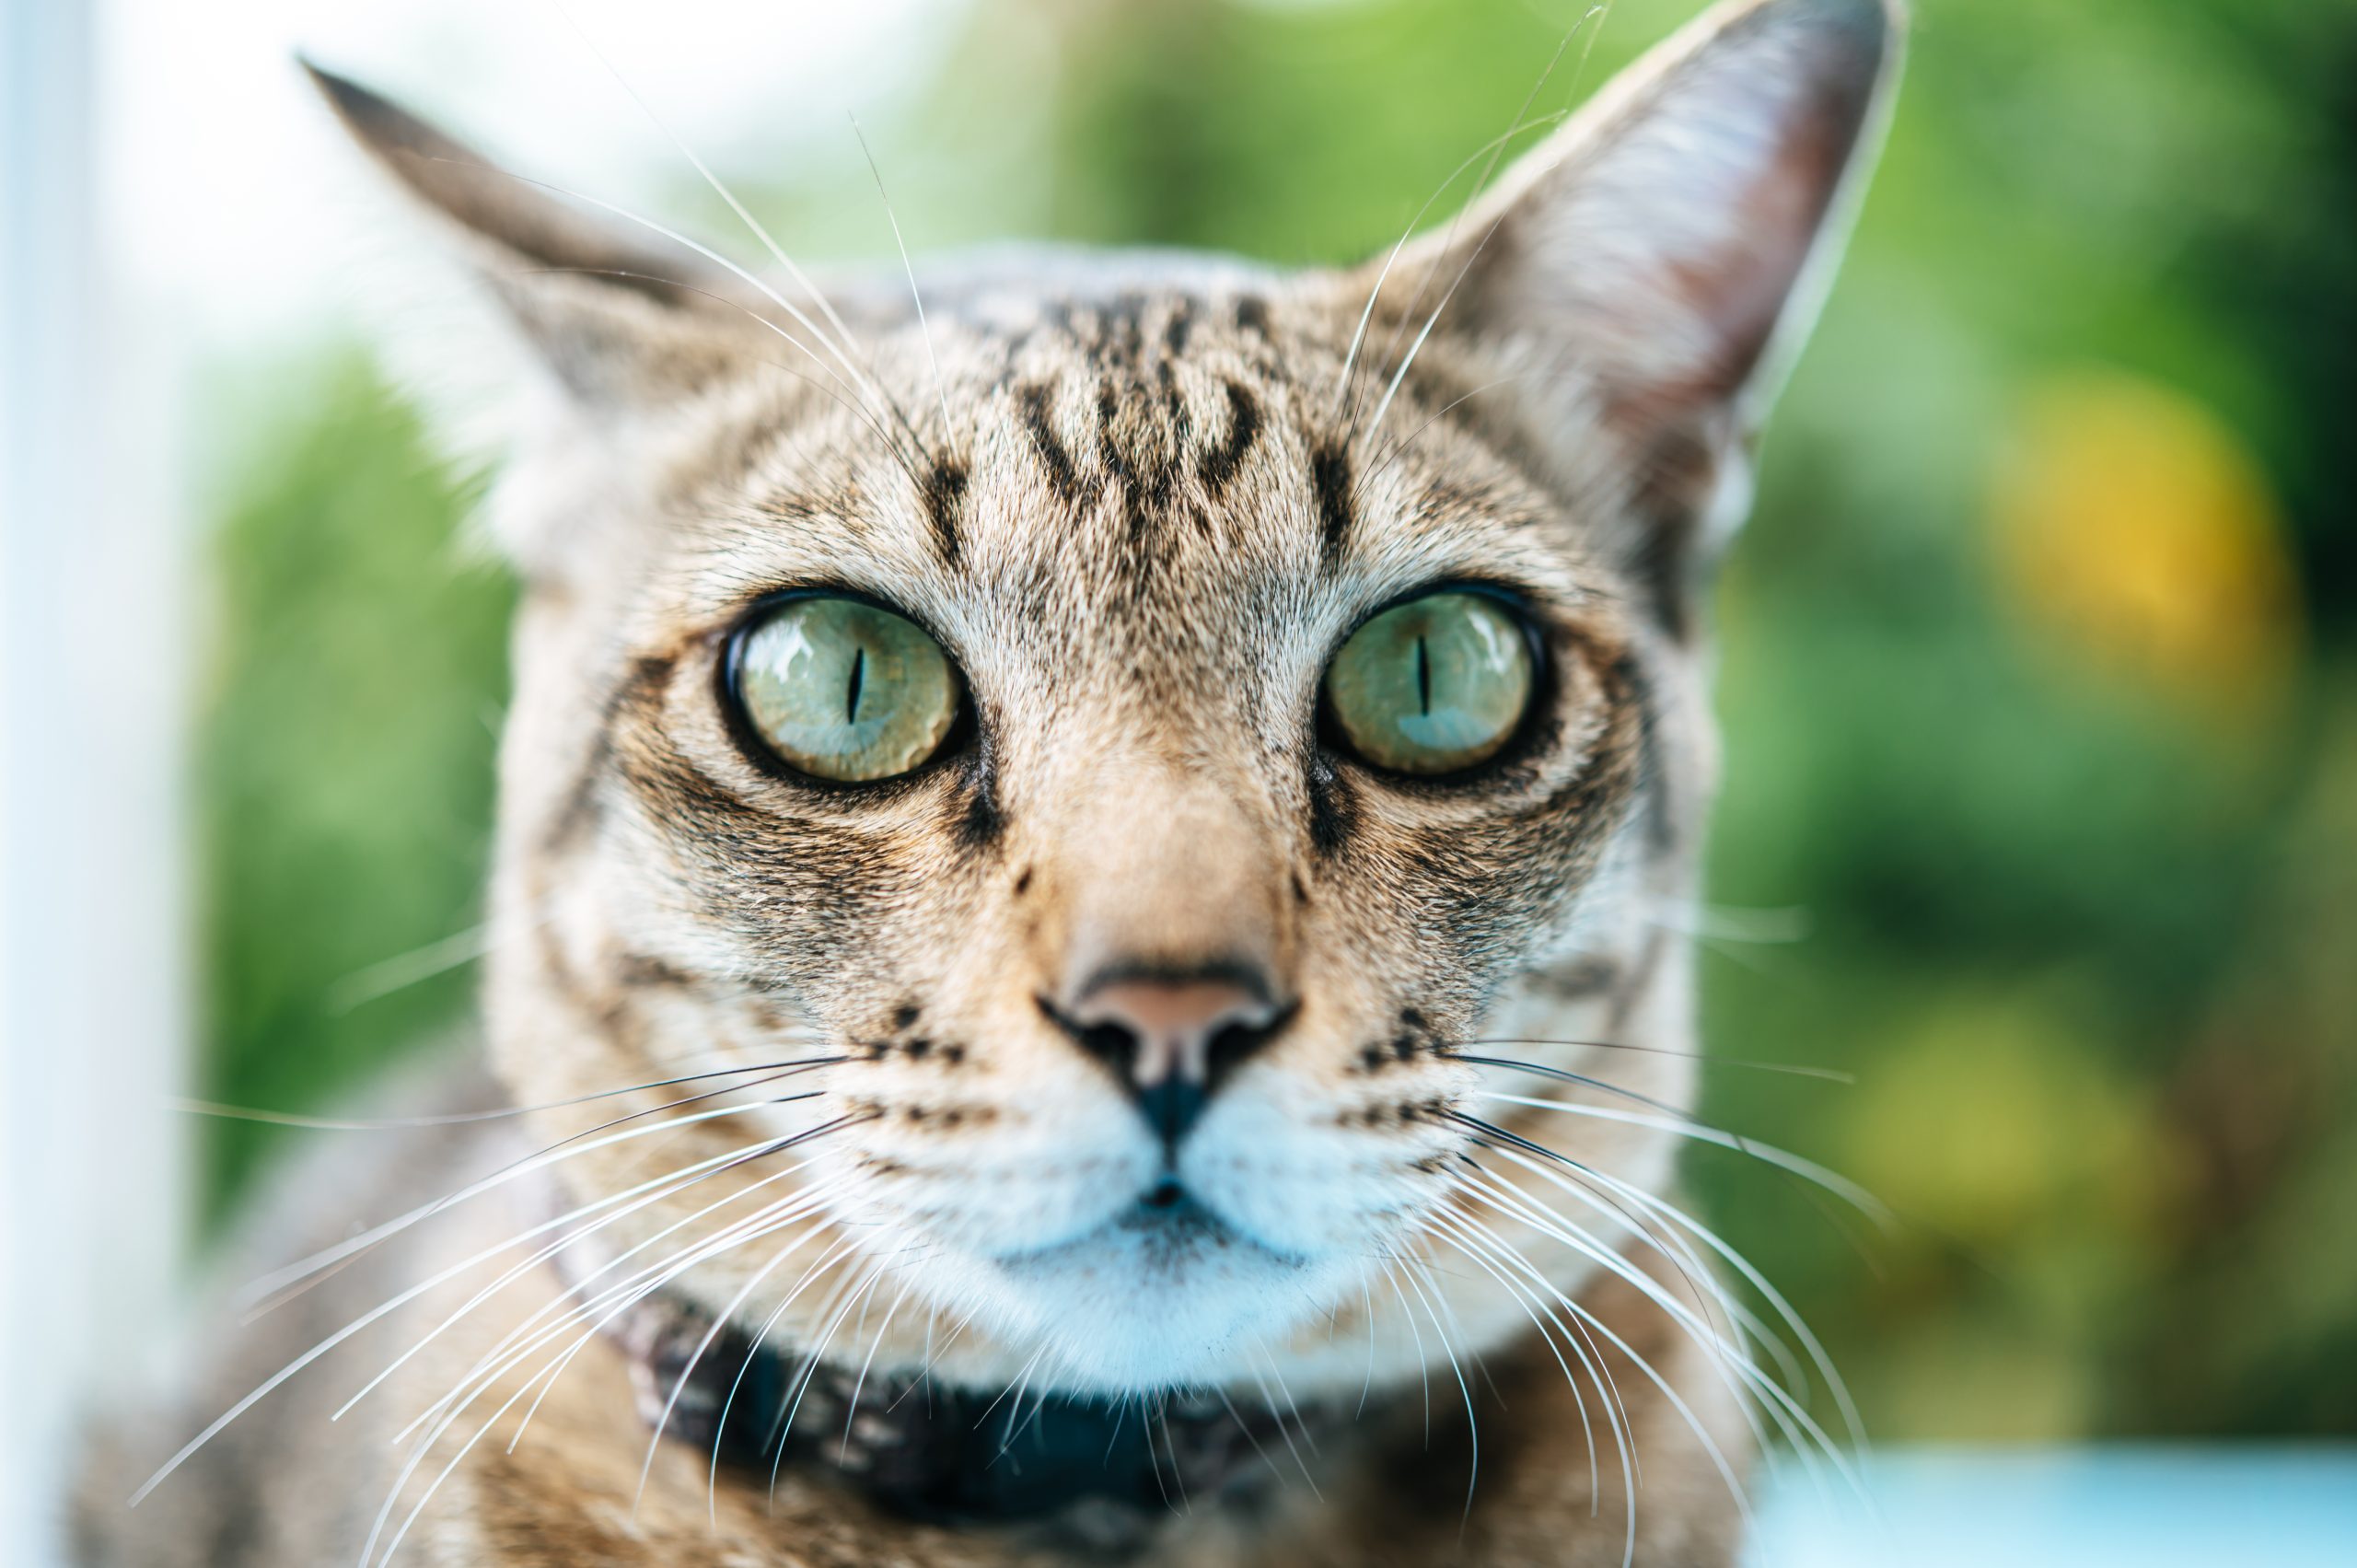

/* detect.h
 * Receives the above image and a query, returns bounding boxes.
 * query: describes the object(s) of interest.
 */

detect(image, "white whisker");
[1416,1214,1630,1557]
[133,1110,817,1506]
[1394,1255,1481,1520]
[1472,1090,1890,1223]
[233,1066,835,1316]
[350,1146,830,1427]
[849,115,953,445]
[765,1261,889,1500]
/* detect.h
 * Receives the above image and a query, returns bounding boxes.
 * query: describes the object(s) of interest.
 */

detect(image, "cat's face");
[496,285,1663,1389]
[329,0,1898,1400]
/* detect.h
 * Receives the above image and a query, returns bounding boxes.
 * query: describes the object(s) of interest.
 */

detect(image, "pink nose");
[1053,972,1288,1150]
[1070,977,1273,1088]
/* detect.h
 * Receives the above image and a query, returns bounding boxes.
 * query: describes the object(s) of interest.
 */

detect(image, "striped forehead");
[952,292,1329,577]
[685,287,1575,633]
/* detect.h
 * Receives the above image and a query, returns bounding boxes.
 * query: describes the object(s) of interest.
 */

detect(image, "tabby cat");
[79,2,1904,1562]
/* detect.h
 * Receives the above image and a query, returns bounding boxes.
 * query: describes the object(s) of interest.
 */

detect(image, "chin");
[972,1202,1336,1394]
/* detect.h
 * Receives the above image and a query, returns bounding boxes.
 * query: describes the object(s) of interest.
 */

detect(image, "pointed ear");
[305,62,754,404]
[1390,0,1904,616]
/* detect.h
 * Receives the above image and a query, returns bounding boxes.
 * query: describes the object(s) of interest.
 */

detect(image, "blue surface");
[1747,1447,2357,1567]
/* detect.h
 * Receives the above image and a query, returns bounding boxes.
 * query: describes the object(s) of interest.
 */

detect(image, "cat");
[76,2,1904,1563]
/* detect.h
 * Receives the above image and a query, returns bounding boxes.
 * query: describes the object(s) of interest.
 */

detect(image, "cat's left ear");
[305,61,758,406]
[1376,0,1905,623]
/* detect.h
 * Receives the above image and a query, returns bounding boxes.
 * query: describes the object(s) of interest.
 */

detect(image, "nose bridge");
[1044,753,1287,998]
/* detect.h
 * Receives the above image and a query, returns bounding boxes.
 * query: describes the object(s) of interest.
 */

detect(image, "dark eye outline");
[717,587,975,791]
[1315,583,1554,785]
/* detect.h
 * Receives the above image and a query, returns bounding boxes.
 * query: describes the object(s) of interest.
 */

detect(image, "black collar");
[600,1280,1323,1533]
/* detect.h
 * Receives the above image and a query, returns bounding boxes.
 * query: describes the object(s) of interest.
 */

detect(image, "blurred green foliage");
[197,361,510,1213]
[198,0,2357,1442]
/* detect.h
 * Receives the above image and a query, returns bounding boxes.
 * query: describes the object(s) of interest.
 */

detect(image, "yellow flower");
[1991,371,2301,714]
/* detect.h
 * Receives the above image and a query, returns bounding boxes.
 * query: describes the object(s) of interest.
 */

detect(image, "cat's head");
[324,0,1898,1398]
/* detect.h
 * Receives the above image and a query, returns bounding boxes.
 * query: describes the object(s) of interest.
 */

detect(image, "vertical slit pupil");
[1414,634,1431,716]
[845,645,866,724]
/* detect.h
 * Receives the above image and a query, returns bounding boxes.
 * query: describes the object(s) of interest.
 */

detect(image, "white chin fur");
[936,1206,1345,1394]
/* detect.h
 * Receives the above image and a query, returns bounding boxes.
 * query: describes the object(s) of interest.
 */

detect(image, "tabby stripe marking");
[1312,442,1353,563]
[1018,383,1085,506]
[923,459,968,567]
[1199,379,1261,498]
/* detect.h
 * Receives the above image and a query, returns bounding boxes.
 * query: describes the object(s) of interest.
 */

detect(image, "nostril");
[1074,1018,1142,1079]
[1205,1018,1271,1087]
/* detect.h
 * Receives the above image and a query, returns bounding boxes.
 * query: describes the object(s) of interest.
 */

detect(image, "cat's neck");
[570,1246,1339,1541]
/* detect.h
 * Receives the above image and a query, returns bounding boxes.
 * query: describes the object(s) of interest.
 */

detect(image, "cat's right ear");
[305,62,751,405]
[1351,0,1903,633]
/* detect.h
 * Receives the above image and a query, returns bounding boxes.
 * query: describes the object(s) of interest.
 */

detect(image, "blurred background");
[5,0,2352,1562]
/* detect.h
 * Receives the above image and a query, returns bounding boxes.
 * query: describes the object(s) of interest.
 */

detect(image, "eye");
[1323,591,1536,776]
[727,595,963,783]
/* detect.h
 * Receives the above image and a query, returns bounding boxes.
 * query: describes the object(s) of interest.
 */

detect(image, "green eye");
[729,596,962,783]
[1323,591,1536,776]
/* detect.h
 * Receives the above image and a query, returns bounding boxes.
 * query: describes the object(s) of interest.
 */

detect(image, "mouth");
[998,1179,1299,1271]
[974,1180,1320,1390]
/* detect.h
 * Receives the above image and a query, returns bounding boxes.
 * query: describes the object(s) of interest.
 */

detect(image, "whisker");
[981,1341,1053,1466]
[1154,1394,1193,1514]
[1344,8,1601,440]
[1416,1215,1631,1561]
[1394,1255,1481,1522]
[1446,1116,1852,1470]
[765,1261,889,1502]
[389,1150,865,1447]
[1243,1345,1324,1499]
[357,1145,834,1429]
[179,1055,825,1137]
[519,266,926,475]
[1457,1037,1855,1084]
[1383,1267,1434,1445]
[363,1200,825,1568]
[367,1347,540,1566]
[1213,1388,1288,1493]
[1446,1171,1771,1458]
[1353,367,1592,503]
[498,1195,843,1456]
[837,1273,917,1462]
[1431,1203,1758,1546]
[325,921,499,1013]
[550,4,876,379]
[1448,1052,1695,1121]
[1522,1149,1866,1453]
[412,1163,863,1452]
[849,114,953,447]
[1329,118,1569,424]
[626,1214,855,1509]
[1349,6,1615,447]
[131,1103,853,1508]
[710,1232,864,1522]
[1466,1095,1889,1223]
[1447,1163,1859,1500]
[426,156,925,478]
[235,1061,841,1315]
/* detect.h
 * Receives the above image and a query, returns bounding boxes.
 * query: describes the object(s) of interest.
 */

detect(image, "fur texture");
[79,3,1904,1562]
